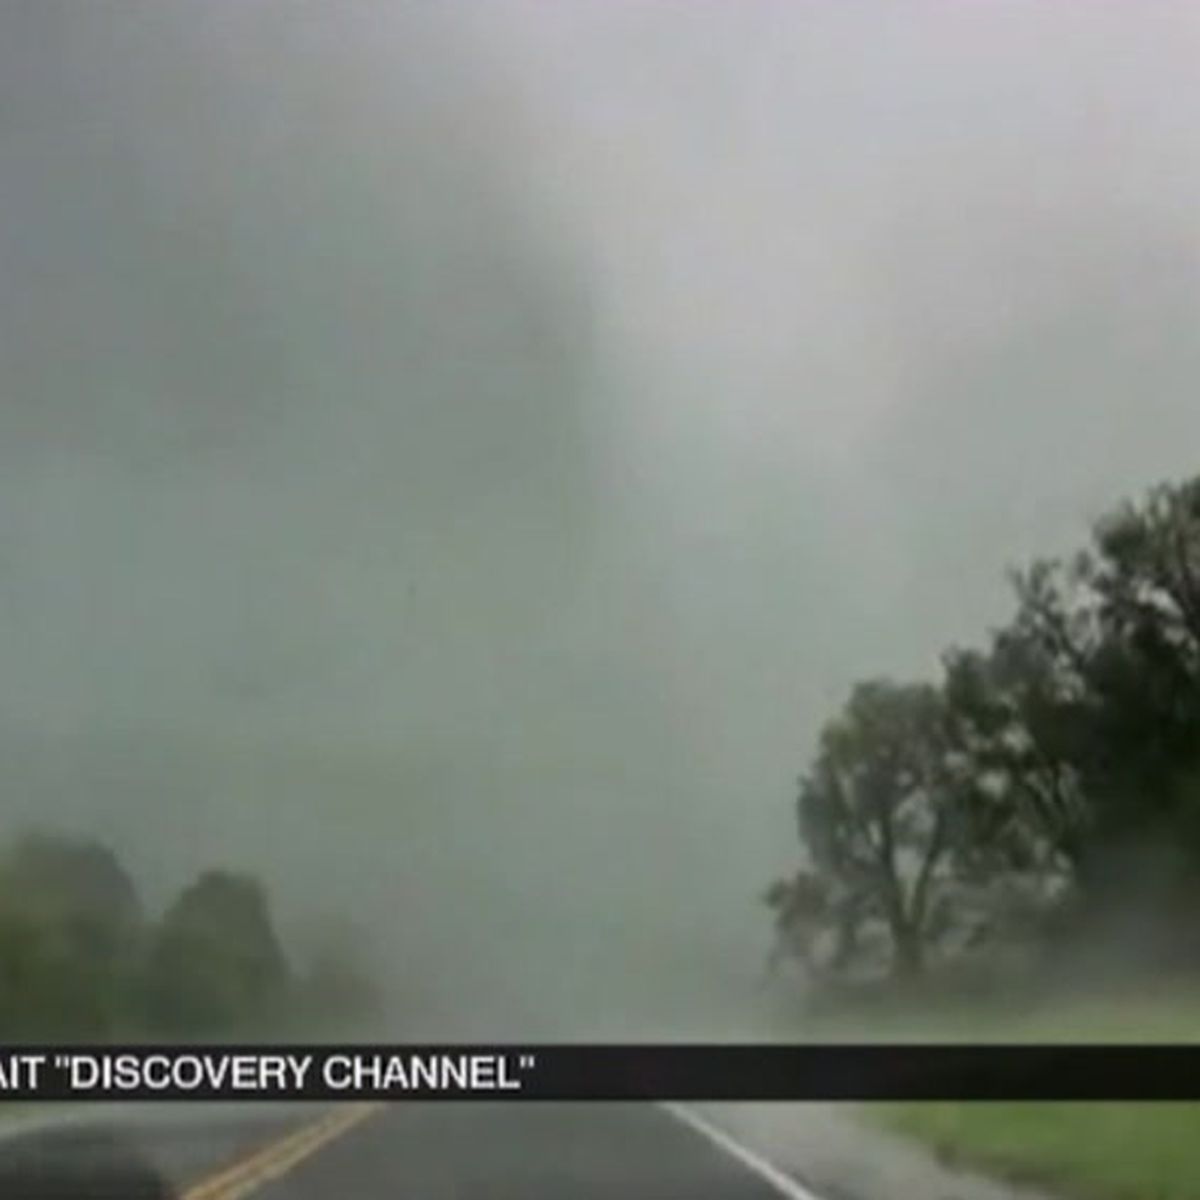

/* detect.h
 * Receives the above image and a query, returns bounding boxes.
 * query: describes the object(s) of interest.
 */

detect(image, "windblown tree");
[988,481,1200,891]
[0,828,373,1038]
[772,471,1200,993]
[2,831,143,958]
[1081,480,1200,840]
[142,870,289,1035]
[941,629,1092,885]
[797,680,966,979]
[762,870,828,979]
[0,832,144,1035]
[0,888,56,1037]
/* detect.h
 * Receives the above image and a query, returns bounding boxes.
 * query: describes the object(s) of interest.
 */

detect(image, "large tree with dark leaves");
[937,474,1200,959]
[989,479,1200,884]
[796,680,967,978]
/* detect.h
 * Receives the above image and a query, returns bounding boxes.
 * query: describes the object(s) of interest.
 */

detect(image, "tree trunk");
[891,924,924,979]
[829,909,860,971]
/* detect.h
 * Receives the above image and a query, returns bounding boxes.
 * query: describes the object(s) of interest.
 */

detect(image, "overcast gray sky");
[2,1,1199,1036]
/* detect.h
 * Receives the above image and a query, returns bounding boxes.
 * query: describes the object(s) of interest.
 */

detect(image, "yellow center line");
[182,1103,385,1200]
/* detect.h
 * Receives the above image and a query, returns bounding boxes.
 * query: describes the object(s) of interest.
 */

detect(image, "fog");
[2,1,1199,1038]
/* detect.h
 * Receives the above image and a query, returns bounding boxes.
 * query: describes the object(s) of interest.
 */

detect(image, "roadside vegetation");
[764,470,1200,1199]
[0,828,381,1042]
[881,1102,1200,1200]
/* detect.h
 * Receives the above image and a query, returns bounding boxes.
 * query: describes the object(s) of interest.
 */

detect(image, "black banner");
[0,1044,1197,1102]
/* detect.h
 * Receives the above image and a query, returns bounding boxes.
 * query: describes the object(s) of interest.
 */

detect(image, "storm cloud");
[2,1,1198,1035]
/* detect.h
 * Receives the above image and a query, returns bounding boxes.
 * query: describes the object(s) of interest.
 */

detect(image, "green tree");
[798,680,962,978]
[3,830,142,956]
[762,870,829,979]
[774,472,1200,988]
[1082,479,1200,839]
[0,832,143,1036]
[941,633,1092,884]
[142,870,289,1035]
[990,479,1200,897]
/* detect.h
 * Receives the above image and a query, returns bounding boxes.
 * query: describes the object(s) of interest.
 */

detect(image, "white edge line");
[659,1102,824,1200]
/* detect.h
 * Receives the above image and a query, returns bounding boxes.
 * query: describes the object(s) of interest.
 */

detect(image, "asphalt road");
[0,1102,811,1200]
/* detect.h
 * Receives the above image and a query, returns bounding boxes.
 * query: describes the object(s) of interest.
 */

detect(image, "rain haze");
[2,1,1200,1039]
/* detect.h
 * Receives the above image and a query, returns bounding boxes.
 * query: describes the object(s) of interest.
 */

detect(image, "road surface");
[0,1101,816,1200]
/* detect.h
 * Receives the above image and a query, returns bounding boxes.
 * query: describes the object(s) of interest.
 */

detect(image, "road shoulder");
[682,1102,1059,1200]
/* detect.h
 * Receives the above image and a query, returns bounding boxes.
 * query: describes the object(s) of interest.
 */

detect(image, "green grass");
[877,1103,1200,1200]
[855,986,1200,1200]
[797,977,1200,1043]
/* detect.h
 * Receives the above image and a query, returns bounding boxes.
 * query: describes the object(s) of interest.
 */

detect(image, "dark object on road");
[0,1125,175,1199]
